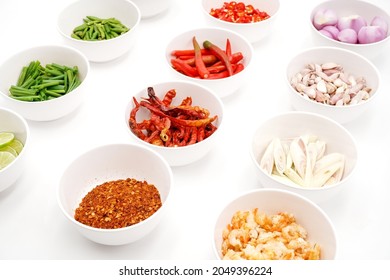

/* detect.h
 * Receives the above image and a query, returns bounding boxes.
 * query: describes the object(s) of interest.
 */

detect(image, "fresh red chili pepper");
[183,55,218,66]
[225,38,232,59]
[171,49,211,57]
[230,52,244,64]
[209,1,270,23]
[207,70,230,79]
[203,40,233,76]
[207,64,227,74]
[193,36,209,79]
[234,63,245,74]
[171,58,198,77]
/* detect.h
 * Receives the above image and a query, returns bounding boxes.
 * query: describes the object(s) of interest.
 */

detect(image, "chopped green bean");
[71,15,130,41]
[8,60,82,102]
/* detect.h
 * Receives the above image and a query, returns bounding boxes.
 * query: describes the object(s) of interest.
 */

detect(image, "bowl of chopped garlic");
[57,143,173,246]
[250,111,358,205]
[213,189,337,260]
[286,46,381,124]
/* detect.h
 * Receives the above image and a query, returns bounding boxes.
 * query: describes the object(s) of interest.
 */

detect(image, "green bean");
[8,60,82,102]
[71,16,130,41]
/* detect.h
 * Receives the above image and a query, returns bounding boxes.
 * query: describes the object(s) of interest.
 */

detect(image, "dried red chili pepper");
[129,87,218,147]
[209,1,270,23]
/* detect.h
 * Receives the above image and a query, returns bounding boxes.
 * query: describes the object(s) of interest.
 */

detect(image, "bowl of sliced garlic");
[286,46,380,124]
[250,111,358,205]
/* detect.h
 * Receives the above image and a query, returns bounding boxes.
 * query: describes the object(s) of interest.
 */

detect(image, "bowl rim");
[125,79,225,151]
[212,188,338,260]
[285,46,381,109]
[309,0,390,47]
[57,142,173,233]
[0,106,30,173]
[0,44,90,104]
[250,110,358,192]
[201,0,281,26]
[56,0,141,44]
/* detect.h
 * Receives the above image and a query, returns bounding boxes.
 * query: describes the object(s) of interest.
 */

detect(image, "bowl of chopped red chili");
[58,143,173,246]
[125,80,224,166]
[165,27,253,98]
[201,0,280,43]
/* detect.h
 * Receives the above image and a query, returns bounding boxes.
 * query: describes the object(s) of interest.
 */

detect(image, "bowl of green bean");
[57,0,141,62]
[0,45,90,121]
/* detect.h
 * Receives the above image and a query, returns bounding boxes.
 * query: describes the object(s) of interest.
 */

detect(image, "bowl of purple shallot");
[124,80,224,167]
[286,46,380,124]
[310,0,390,60]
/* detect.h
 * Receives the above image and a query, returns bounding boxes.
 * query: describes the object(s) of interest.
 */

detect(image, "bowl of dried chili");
[165,27,254,98]
[58,143,173,246]
[201,0,280,43]
[125,80,224,166]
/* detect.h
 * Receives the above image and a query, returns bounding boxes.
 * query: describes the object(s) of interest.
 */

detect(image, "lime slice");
[0,132,15,148]
[0,146,18,157]
[0,151,16,170]
[8,139,24,154]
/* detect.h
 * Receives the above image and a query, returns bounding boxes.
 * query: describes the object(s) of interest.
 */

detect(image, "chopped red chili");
[209,1,270,23]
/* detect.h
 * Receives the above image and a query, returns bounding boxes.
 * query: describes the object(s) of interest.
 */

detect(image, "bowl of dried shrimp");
[213,189,337,260]
[286,46,381,124]
[58,143,173,246]
[250,111,358,205]
[124,80,224,166]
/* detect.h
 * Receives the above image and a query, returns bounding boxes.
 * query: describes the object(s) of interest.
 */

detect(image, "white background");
[0,0,389,261]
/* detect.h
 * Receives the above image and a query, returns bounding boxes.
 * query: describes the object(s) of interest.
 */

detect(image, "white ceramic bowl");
[310,0,390,60]
[0,45,89,121]
[201,0,280,43]
[250,111,358,205]
[213,189,337,260]
[165,27,253,98]
[286,46,380,124]
[131,0,172,19]
[58,143,173,246]
[0,107,29,192]
[124,80,224,166]
[57,0,141,62]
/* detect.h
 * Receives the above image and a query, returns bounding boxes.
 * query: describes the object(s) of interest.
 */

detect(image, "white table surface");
[0,0,389,260]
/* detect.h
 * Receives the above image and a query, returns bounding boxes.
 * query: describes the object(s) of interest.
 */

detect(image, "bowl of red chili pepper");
[201,0,280,43]
[58,143,173,246]
[165,27,253,98]
[125,80,224,166]
[57,0,141,62]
